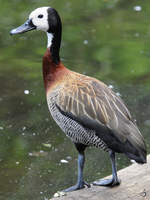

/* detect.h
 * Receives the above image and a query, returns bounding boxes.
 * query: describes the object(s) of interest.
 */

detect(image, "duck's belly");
[47,94,109,151]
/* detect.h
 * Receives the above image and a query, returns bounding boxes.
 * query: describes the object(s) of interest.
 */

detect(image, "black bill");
[10,19,36,35]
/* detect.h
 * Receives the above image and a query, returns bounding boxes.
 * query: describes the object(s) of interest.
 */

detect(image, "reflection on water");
[0,0,150,199]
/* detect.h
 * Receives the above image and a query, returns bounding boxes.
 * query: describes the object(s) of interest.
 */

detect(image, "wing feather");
[55,74,146,155]
[57,78,127,133]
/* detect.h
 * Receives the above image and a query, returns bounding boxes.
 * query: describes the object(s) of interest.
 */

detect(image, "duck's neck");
[47,28,61,65]
[42,48,67,92]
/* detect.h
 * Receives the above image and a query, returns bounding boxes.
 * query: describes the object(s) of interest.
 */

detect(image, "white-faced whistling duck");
[10,7,147,192]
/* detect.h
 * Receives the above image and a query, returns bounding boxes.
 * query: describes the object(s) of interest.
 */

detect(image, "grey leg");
[63,152,90,192]
[93,150,120,186]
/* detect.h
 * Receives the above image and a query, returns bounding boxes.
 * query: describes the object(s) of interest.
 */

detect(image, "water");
[0,0,150,199]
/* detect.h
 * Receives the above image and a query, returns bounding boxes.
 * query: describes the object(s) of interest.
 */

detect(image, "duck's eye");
[38,14,43,19]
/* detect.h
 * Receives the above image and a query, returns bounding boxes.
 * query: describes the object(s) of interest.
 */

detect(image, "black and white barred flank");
[47,93,109,152]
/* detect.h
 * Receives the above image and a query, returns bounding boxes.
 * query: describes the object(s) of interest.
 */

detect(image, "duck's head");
[10,7,62,64]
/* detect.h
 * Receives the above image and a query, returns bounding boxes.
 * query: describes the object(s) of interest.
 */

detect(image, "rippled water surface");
[0,0,150,199]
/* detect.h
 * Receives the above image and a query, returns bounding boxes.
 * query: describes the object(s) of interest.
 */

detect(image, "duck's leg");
[93,150,120,187]
[63,143,90,192]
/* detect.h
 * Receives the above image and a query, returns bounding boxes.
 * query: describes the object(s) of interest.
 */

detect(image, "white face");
[29,7,50,32]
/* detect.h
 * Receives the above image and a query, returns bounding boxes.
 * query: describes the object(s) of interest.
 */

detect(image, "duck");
[10,7,147,192]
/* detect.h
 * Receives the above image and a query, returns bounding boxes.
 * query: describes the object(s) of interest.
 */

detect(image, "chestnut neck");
[42,48,65,92]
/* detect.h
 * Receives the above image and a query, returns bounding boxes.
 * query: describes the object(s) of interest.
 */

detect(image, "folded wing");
[56,75,146,163]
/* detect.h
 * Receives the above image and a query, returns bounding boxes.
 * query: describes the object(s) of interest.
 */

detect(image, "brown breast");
[42,48,69,93]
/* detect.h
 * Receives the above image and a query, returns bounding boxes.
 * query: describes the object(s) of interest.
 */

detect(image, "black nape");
[47,7,62,65]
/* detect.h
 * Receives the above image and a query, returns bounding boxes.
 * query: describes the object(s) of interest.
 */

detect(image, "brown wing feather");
[57,74,131,131]
[55,72,146,155]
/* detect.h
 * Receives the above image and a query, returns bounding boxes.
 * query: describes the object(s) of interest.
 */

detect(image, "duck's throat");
[47,32,53,48]
[47,32,60,65]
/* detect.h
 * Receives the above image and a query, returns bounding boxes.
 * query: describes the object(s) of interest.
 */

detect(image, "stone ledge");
[51,155,150,200]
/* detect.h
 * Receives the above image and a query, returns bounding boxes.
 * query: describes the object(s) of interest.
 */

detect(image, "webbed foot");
[93,178,120,187]
[63,181,91,192]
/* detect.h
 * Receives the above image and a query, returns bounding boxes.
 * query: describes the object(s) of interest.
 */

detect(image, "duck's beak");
[10,19,36,35]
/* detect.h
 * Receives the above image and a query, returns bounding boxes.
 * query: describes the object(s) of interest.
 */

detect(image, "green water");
[0,0,150,199]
